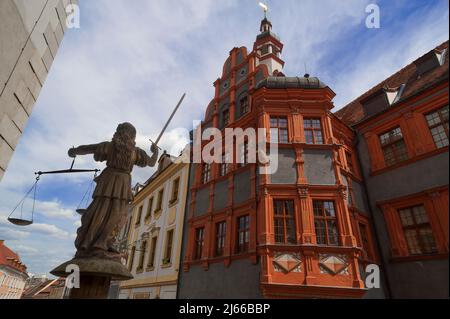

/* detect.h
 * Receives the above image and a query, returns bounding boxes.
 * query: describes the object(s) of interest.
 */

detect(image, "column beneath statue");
[51,257,133,299]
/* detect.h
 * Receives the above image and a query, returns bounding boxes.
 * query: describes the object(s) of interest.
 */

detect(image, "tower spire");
[258,2,272,33]
[254,3,284,76]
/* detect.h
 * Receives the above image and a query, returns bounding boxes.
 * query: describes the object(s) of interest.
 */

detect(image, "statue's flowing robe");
[75,142,152,259]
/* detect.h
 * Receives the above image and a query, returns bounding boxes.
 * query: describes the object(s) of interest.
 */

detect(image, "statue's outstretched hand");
[150,142,159,155]
[68,147,77,158]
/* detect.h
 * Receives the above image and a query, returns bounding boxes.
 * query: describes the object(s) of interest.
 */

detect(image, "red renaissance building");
[177,17,383,299]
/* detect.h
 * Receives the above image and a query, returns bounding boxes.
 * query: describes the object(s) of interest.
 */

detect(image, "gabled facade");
[177,17,379,299]
[119,153,190,299]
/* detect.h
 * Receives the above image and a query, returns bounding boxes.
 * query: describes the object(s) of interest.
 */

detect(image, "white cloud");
[27,223,71,240]
[13,245,39,255]
[32,200,77,220]
[0,226,30,241]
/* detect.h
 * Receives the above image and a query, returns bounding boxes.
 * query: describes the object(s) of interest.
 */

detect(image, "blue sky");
[0,0,448,276]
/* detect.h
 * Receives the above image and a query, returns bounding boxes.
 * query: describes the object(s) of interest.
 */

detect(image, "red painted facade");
[182,18,377,298]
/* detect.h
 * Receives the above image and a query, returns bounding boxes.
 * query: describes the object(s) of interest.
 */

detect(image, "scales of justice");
[8,94,186,299]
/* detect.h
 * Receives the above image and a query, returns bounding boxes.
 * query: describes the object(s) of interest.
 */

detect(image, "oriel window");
[304,118,324,144]
[379,127,408,166]
[313,200,339,246]
[270,117,289,144]
[345,151,354,173]
[273,200,297,244]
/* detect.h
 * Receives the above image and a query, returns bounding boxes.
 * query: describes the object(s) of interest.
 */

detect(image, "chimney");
[0,240,4,246]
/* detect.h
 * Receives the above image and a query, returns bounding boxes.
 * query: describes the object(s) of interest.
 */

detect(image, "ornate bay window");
[304,118,324,144]
[313,200,339,246]
[273,200,296,244]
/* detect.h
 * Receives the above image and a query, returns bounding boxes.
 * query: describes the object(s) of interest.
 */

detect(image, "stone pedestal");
[51,257,133,299]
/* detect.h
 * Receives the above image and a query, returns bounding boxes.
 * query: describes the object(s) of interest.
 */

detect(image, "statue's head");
[115,122,136,141]
[112,123,137,167]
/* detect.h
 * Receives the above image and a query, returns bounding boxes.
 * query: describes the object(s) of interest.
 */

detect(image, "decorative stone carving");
[273,253,302,273]
[319,254,349,275]
[298,187,309,198]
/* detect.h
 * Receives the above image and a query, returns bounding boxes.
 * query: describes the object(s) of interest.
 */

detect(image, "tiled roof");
[336,41,449,126]
[0,240,27,273]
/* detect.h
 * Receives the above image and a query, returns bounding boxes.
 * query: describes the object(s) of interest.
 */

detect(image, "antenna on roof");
[259,2,268,18]
[304,62,310,78]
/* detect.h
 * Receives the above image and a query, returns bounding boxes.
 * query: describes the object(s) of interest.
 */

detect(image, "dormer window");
[436,48,447,66]
[385,84,406,105]
[415,48,447,76]
[362,84,405,119]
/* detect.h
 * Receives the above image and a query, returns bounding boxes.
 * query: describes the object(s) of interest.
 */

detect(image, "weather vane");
[259,2,268,18]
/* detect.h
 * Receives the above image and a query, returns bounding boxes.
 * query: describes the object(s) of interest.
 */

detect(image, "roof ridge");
[338,40,449,114]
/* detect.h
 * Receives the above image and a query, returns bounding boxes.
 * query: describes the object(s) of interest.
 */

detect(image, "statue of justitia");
[68,122,159,261]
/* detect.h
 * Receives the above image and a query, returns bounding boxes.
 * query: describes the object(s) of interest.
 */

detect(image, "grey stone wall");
[213,180,229,211]
[234,169,251,204]
[352,180,370,214]
[177,258,262,299]
[357,133,449,298]
[270,148,297,184]
[303,149,336,185]
[194,186,210,217]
